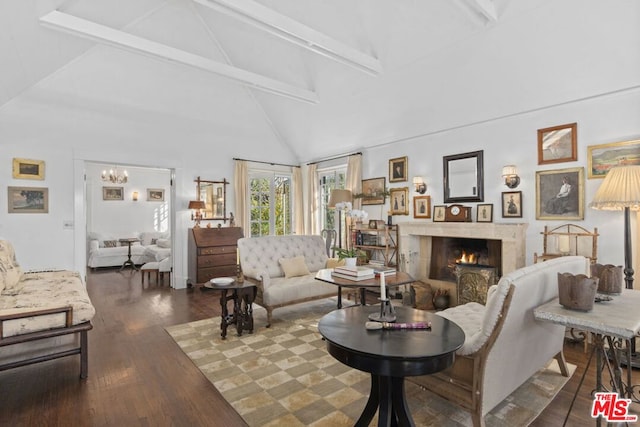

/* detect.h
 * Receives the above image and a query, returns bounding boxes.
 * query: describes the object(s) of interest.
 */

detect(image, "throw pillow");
[156,238,171,248]
[151,238,158,245]
[279,256,310,278]
[103,240,118,248]
[325,258,345,269]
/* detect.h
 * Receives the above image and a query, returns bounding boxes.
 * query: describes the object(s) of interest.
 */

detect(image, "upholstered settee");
[237,235,342,327]
[408,256,589,427]
[87,231,170,268]
[0,240,95,378]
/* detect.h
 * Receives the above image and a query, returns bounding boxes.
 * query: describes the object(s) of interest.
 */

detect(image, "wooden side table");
[206,281,257,339]
[119,238,140,271]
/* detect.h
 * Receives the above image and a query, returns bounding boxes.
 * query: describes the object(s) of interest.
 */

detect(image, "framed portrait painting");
[8,186,48,213]
[501,192,522,218]
[587,138,640,179]
[360,177,386,205]
[389,156,408,183]
[12,158,45,180]
[537,123,577,165]
[147,188,165,202]
[103,186,124,201]
[413,195,431,219]
[389,187,409,215]
[535,167,584,220]
[433,205,446,222]
[476,204,493,222]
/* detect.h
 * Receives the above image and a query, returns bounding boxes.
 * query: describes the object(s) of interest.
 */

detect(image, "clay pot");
[590,264,623,295]
[557,273,599,311]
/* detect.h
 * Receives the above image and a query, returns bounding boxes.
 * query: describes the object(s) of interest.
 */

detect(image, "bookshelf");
[350,224,399,269]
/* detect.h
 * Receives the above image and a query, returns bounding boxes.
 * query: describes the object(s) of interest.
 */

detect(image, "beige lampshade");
[328,189,352,208]
[188,200,206,210]
[589,166,640,211]
[502,165,518,177]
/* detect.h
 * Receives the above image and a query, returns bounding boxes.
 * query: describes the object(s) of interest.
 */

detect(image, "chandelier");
[101,166,128,184]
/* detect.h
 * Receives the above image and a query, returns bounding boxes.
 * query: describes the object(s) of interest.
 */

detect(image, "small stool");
[141,262,160,284]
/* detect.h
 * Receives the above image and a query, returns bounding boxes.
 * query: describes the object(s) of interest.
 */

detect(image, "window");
[318,167,346,232]
[249,172,292,236]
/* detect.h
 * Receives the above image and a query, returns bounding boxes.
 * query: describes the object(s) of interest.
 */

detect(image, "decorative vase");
[345,257,357,267]
[433,293,450,311]
[557,272,598,311]
[590,264,623,295]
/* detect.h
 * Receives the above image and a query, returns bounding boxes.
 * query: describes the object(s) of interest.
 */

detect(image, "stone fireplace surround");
[399,222,528,306]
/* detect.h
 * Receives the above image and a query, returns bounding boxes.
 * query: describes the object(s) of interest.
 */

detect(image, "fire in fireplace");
[429,237,502,282]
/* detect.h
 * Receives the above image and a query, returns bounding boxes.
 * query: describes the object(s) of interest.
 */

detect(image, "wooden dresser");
[187,227,243,286]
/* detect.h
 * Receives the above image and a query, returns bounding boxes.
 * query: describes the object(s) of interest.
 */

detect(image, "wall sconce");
[132,191,139,201]
[502,165,520,189]
[188,200,206,228]
[412,177,427,194]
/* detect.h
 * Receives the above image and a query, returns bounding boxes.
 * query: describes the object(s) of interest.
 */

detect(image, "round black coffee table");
[318,305,464,426]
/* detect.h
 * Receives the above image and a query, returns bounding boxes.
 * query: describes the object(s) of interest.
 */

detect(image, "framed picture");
[535,167,584,220]
[103,186,124,201]
[433,205,446,222]
[8,186,48,213]
[587,138,640,179]
[501,192,522,218]
[413,195,431,219]
[147,188,165,202]
[476,204,493,222]
[389,156,408,183]
[389,187,409,215]
[12,158,45,180]
[537,123,577,165]
[360,177,387,205]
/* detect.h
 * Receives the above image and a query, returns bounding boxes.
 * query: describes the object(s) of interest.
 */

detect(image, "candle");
[380,272,386,300]
[558,235,570,254]
[236,248,240,265]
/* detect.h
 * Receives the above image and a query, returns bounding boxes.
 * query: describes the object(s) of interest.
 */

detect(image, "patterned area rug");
[166,299,575,427]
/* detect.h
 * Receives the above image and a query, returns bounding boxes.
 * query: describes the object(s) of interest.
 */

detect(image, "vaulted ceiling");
[1,0,637,163]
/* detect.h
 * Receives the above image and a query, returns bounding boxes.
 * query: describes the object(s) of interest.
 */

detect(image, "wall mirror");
[443,150,484,203]
[195,177,228,221]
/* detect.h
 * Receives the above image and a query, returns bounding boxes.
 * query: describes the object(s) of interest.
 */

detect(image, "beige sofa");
[408,256,589,427]
[237,235,341,326]
[0,240,95,378]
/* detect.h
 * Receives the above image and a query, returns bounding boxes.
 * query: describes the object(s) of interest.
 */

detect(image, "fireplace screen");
[429,237,501,282]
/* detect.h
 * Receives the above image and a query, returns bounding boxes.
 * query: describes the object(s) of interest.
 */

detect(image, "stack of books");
[332,265,375,281]
[367,260,396,276]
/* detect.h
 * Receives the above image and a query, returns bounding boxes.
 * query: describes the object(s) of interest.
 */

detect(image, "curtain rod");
[306,151,362,166]
[233,158,300,168]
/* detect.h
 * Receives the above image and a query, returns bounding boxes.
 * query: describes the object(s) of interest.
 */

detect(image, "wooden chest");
[187,227,243,285]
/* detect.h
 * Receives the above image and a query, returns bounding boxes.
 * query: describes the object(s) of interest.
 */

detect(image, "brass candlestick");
[236,263,244,283]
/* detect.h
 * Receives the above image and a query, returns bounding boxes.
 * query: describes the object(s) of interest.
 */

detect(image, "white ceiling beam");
[193,0,382,76]
[459,0,498,22]
[39,10,318,104]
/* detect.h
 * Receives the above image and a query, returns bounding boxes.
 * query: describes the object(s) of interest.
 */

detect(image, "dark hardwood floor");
[0,269,636,426]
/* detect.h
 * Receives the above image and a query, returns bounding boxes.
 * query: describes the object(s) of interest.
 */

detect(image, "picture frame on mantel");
[537,122,577,165]
[477,204,493,223]
[413,195,431,219]
[433,205,446,222]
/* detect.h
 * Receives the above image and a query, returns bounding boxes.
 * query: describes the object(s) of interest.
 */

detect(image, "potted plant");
[333,247,364,266]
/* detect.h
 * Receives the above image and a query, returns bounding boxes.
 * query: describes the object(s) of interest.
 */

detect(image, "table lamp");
[188,200,206,228]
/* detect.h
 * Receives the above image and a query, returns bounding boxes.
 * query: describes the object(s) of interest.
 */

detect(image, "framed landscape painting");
[103,187,124,201]
[535,167,584,220]
[537,123,577,165]
[12,158,45,180]
[8,186,48,213]
[587,138,640,179]
[147,188,165,202]
[359,177,386,205]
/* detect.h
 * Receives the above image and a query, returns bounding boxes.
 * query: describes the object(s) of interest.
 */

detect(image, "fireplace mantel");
[398,222,528,294]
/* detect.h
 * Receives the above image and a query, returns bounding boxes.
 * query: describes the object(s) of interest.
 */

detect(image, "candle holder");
[368,298,396,322]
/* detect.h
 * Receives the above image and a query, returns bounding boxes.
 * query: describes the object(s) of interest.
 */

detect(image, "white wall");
[359,88,640,272]
[85,163,171,236]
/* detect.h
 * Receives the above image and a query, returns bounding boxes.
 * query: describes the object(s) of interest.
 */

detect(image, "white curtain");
[346,154,362,209]
[234,160,249,235]
[306,163,319,235]
[293,167,304,235]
